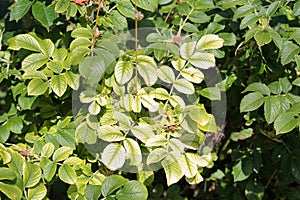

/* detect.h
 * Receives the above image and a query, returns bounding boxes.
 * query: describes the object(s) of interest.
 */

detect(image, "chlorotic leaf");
[115,60,134,84]
[27,78,48,96]
[0,182,22,200]
[27,183,47,200]
[23,162,42,188]
[101,143,126,171]
[123,138,142,166]
[8,34,41,52]
[58,164,77,184]
[50,74,68,97]
[189,52,215,69]
[196,34,224,50]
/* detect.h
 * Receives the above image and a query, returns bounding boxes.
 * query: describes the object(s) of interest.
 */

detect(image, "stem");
[163,60,190,111]
[164,0,177,22]
[134,0,139,120]
[177,7,194,36]
[91,0,102,54]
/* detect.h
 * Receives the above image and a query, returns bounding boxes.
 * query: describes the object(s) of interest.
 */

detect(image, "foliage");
[0,0,300,199]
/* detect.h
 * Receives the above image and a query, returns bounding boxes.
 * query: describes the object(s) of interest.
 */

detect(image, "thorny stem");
[164,0,177,22]
[91,0,102,54]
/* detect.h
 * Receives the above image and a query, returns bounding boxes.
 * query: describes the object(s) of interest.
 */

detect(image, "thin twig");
[91,0,102,54]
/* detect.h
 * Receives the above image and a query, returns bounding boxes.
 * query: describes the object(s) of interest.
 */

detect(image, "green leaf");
[123,138,142,165]
[274,113,298,135]
[292,77,300,87]
[32,2,59,31]
[293,1,300,16]
[200,87,221,100]
[55,0,70,13]
[79,56,107,85]
[117,0,135,19]
[242,82,270,96]
[41,159,57,182]
[107,11,128,30]
[41,142,55,158]
[266,1,280,16]
[101,143,126,170]
[101,175,128,197]
[245,179,265,200]
[27,78,48,96]
[131,124,155,143]
[8,34,41,52]
[0,124,10,143]
[0,168,16,180]
[85,185,102,200]
[232,159,252,182]
[27,183,47,200]
[279,77,292,93]
[39,38,55,57]
[9,0,33,22]
[158,65,175,83]
[0,182,22,200]
[173,78,195,95]
[0,149,11,165]
[115,60,134,84]
[7,116,23,134]
[180,41,196,60]
[131,0,158,12]
[196,34,224,50]
[23,162,42,188]
[22,53,48,71]
[52,146,73,162]
[281,41,300,65]
[7,149,25,176]
[146,148,168,165]
[56,129,76,149]
[264,96,282,124]
[71,27,93,39]
[50,74,68,97]
[116,181,148,200]
[233,4,255,21]
[240,13,260,29]
[240,92,265,112]
[162,155,183,186]
[230,128,254,141]
[75,121,97,144]
[254,29,272,47]
[58,164,77,184]
[137,55,158,86]
[97,125,125,142]
[218,32,236,46]
[189,11,209,23]
[70,37,91,52]
[189,52,215,69]
[64,71,80,90]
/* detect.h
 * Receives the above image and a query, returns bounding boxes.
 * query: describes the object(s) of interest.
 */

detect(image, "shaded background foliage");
[1,0,300,199]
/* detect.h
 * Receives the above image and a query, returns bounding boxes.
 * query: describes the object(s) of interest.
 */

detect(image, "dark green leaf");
[9,0,33,22]
[116,181,148,200]
[240,92,265,112]
[102,175,128,197]
[32,2,59,31]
